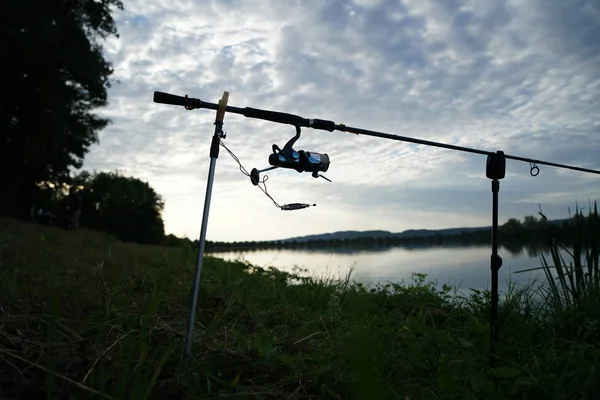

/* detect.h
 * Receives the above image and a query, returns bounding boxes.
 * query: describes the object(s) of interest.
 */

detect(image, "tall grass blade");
[548,239,571,308]
[539,252,563,310]
[589,202,599,293]
[573,204,584,303]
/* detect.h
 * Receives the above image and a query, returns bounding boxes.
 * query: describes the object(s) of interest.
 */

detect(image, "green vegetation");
[1,203,598,399]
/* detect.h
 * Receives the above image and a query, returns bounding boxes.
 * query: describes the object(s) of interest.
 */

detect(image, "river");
[207,242,566,297]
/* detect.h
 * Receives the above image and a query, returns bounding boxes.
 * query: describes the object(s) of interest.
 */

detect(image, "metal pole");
[486,151,505,390]
[184,154,217,358]
[183,91,229,361]
[490,178,501,368]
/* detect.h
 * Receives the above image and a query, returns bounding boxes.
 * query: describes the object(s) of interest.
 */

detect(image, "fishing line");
[219,140,315,211]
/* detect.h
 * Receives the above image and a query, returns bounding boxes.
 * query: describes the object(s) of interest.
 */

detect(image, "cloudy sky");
[84,0,600,242]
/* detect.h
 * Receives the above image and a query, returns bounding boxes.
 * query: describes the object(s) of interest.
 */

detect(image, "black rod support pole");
[490,179,502,368]
[153,91,600,176]
[486,150,505,375]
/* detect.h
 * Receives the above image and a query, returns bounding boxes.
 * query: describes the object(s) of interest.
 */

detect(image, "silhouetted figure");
[66,187,81,230]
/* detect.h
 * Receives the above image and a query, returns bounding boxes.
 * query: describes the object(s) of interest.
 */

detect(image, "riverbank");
[1,218,598,399]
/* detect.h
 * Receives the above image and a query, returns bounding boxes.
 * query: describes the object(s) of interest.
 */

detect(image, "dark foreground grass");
[1,217,599,399]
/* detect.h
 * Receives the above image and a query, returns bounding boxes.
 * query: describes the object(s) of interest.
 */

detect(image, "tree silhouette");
[71,171,165,244]
[523,215,538,227]
[0,0,123,217]
[501,218,522,235]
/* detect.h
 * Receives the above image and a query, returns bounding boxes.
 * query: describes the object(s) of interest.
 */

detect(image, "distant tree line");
[23,173,594,251]
[203,212,597,252]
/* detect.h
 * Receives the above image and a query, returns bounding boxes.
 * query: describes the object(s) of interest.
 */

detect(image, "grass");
[0,210,599,399]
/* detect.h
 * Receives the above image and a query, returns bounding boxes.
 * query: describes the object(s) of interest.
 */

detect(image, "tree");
[164,234,194,249]
[523,215,538,228]
[72,171,165,244]
[501,218,522,236]
[0,0,123,217]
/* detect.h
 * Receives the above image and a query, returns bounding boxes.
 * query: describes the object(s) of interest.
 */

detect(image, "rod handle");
[153,91,204,109]
[153,91,186,106]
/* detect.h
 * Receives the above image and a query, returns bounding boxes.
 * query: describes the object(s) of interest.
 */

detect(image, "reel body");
[268,148,330,176]
[251,125,332,185]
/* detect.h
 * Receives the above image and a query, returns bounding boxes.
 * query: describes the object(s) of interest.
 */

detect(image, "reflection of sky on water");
[208,244,571,297]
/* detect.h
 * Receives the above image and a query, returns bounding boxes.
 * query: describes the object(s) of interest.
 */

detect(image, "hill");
[278,218,570,243]
[280,229,397,242]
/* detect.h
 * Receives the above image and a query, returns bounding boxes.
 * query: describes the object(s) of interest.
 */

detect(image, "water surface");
[208,243,561,296]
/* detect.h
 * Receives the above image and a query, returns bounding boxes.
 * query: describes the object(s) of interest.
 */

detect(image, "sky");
[83,0,600,242]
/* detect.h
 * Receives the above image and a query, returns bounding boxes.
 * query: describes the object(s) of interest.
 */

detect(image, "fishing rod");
[153,91,600,176]
[153,91,599,375]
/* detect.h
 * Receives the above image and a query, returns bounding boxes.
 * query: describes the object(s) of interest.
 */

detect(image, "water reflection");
[210,240,556,257]
[208,242,568,297]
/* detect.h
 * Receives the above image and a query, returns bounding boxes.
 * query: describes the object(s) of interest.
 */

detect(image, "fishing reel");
[250,125,331,186]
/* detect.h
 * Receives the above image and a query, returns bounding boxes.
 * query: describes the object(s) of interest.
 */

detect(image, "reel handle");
[250,168,260,186]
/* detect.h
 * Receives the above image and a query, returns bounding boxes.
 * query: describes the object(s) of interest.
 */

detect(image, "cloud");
[83,0,600,241]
